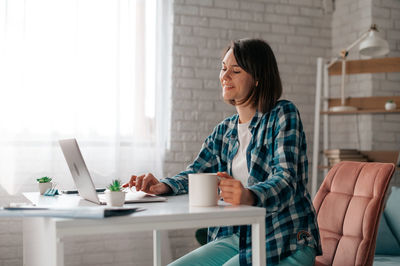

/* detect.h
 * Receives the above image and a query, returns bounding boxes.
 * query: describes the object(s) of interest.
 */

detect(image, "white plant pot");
[105,191,126,207]
[385,102,397,111]
[38,182,52,195]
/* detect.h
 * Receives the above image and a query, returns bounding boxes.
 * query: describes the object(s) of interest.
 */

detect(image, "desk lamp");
[328,24,390,112]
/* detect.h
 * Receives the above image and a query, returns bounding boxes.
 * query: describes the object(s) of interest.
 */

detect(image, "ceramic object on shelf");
[385,101,397,111]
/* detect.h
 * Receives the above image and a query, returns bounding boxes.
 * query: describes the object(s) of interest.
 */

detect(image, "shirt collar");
[248,110,263,132]
[227,110,263,139]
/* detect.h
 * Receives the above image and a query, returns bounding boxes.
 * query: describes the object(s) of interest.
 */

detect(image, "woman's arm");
[248,102,306,212]
[160,128,222,195]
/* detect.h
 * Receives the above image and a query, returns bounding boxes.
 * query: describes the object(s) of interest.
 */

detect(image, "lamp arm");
[326,29,370,69]
[342,30,369,56]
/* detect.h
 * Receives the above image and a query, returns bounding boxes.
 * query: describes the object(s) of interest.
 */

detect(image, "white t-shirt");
[231,120,252,186]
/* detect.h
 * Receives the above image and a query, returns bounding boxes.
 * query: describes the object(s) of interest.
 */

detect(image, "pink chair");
[313,161,395,266]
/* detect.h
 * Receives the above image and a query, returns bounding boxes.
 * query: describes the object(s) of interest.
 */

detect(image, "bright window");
[0,0,171,194]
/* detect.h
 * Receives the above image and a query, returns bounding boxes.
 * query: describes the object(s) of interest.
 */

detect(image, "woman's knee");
[168,235,240,266]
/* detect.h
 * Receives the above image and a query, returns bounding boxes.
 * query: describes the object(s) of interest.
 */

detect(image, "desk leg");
[23,218,64,266]
[153,230,161,266]
[153,230,172,266]
[252,218,266,266]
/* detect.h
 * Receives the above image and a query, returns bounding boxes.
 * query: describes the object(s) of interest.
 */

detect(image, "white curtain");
[0,0,171,194]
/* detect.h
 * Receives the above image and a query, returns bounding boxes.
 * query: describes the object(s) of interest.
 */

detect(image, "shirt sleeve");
[160,128,221,195]
[248,102,305,212]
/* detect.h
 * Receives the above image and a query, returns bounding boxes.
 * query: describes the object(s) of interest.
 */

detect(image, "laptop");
[59,138,167,205]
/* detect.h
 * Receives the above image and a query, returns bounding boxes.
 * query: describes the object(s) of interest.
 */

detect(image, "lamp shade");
[359,30,389,57]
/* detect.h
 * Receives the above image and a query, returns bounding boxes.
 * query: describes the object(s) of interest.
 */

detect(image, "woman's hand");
[122,173,172,195]
[217,172,256,206]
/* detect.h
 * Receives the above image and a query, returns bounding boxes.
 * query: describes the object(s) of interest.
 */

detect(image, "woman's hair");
[223,38,282,113]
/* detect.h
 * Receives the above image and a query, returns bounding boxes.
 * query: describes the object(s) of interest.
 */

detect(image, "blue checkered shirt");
[161,100,322,265]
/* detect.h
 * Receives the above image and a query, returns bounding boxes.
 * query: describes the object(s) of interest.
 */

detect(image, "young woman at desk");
[123,38,321,266]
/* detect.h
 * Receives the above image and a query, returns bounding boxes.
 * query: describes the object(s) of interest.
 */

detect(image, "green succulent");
[387,100,394,103]
[36,176,52,183]
[107,179,123,192]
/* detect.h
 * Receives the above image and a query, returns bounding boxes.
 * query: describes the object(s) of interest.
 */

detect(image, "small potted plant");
[105,179,126,207]
[36,176,53,195]
[385,100,397,111]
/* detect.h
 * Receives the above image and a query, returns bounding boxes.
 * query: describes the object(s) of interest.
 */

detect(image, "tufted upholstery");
[313,161,395,266]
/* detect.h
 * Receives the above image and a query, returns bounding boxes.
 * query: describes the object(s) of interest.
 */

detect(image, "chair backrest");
[313,161,395,266]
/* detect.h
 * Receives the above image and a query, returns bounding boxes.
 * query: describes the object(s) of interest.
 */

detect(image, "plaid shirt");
[161,100,322,265]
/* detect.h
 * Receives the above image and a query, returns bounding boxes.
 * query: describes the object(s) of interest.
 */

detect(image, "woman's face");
[219,49,255,105]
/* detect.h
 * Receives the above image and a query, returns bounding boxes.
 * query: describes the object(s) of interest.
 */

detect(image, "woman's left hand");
[217,172,256,206]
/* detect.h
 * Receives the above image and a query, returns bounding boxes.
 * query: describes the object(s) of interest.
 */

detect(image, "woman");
[123,38,321,265]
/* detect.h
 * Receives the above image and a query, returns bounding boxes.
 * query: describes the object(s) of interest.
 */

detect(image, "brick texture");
[166,0,330,261]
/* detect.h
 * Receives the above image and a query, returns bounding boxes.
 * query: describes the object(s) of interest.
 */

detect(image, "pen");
[3,207,49,211]
[61,188,106,194]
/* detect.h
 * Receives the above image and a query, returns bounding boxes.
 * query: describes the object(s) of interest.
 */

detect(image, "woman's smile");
[223,84,234,90]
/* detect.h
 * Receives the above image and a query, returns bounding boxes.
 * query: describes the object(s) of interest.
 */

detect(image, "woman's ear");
[255,81,259,87]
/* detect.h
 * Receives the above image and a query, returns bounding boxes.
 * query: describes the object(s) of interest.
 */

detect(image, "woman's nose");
[221,70,231,81]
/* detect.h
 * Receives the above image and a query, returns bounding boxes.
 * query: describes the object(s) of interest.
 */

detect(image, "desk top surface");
[22,192,265,222]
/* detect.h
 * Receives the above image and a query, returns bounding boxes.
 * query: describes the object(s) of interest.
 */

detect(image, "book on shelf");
[324,149,400,168]
[328,158,369,165]
[323,149,359,156]
[324,149,369,167]
[326,154,366,159]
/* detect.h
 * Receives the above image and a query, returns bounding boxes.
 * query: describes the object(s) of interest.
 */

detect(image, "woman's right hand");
[122,173,172,195]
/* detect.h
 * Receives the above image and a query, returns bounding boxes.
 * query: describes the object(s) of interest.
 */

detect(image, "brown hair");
[223,38,282,113]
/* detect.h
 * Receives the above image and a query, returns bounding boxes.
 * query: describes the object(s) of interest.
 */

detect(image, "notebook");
[59,138,167,205]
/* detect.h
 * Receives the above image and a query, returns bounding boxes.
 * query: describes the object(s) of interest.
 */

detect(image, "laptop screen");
[59,139,101,204]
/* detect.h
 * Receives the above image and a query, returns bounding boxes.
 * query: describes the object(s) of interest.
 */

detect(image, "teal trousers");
[168,234,316,266]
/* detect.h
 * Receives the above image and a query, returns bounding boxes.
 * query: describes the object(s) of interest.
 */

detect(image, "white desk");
[22,192,266,266]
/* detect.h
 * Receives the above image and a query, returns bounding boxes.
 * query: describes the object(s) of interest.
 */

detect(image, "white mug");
[189,173,218,207]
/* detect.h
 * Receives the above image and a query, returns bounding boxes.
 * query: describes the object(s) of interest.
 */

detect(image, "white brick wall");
[166,0,331,261]
[2,0,399,265]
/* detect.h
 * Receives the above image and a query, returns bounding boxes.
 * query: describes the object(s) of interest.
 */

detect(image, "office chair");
[313,161,395,266]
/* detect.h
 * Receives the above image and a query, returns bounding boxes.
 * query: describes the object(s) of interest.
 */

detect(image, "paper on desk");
[0,206,144,219]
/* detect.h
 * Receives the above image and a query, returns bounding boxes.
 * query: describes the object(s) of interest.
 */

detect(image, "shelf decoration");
[385,100,397,111]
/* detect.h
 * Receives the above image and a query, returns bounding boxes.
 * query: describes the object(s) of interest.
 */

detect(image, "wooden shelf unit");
[311,57,400,197]
[360,150,400,163]
[321,96,400,114]
[328,57,400,75]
